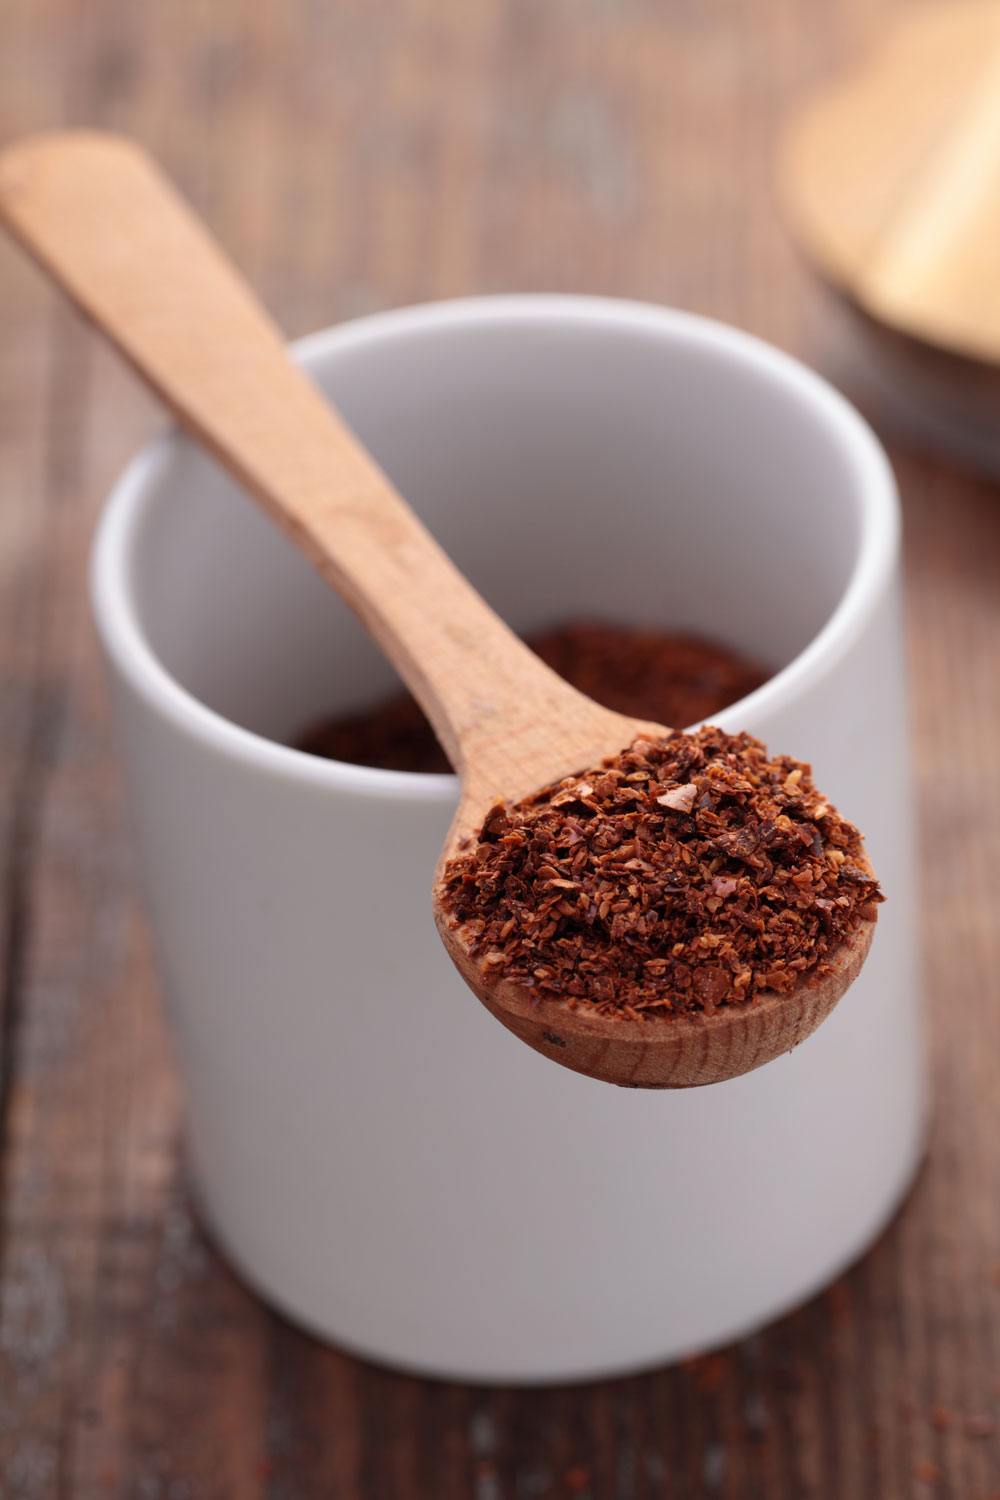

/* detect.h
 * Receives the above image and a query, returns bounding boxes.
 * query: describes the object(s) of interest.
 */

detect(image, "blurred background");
[0,1,997,1496]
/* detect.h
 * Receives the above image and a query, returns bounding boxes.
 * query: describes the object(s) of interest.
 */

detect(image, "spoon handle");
[0,131,604,793]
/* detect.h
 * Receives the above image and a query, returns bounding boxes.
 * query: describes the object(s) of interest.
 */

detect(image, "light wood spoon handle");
[0,131,614,805]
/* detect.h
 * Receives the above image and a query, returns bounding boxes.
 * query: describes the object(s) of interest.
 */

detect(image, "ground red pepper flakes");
[296,621,767,773]
[439,726,882,1018]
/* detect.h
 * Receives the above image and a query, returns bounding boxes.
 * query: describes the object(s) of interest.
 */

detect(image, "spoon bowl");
[434,725,877,1088]
[440,914,875,1088]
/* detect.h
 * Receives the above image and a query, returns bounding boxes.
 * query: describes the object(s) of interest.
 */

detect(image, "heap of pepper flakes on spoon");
[440,726,882,1020]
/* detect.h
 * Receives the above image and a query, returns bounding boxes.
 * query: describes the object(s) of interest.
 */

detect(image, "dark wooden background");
[1,1,998,1496]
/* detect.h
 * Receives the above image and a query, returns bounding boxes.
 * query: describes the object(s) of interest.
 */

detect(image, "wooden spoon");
[0,131,874,1088]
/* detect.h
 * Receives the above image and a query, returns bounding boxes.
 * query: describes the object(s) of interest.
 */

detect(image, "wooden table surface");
[1,2,998,1496]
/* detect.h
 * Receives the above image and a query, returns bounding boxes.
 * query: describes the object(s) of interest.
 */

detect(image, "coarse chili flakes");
[439,726,882,1018]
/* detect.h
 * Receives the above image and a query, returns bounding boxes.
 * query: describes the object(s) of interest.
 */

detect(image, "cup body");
[91,296,924,1382]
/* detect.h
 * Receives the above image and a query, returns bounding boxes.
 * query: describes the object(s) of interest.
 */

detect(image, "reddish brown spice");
[439,727,882,1018]
[296,620,767,773]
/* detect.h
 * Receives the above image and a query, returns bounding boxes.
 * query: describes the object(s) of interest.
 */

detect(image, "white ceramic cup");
[91,295,925,1383]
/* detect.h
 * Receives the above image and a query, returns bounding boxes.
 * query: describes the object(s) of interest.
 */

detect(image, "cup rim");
[90,293,899,803]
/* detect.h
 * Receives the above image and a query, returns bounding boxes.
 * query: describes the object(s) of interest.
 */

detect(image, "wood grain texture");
[0,0,997,1496]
